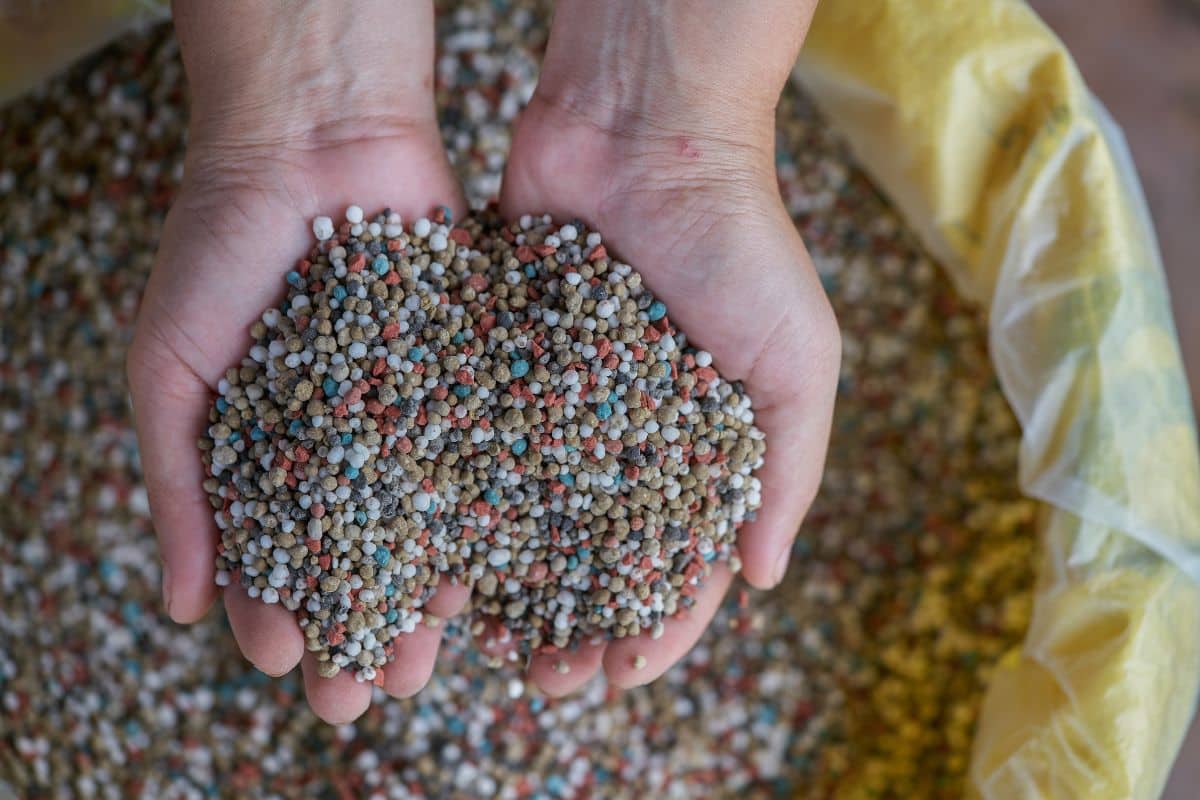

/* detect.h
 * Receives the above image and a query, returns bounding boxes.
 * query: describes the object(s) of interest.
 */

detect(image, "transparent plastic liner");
[797,1,1200,797]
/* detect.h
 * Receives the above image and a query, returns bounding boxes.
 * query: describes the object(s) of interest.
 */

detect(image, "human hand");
[127,1,467,724]
[497,0,839,694]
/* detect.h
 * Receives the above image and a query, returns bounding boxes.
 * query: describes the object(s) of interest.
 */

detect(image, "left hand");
[497,0,839,695]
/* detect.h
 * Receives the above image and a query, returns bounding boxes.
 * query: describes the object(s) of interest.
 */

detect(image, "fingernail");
[161,562,174,618]
[772,546,792,587]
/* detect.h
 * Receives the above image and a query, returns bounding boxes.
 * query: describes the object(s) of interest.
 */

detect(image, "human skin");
[499,0,837,694]
[127,0,837,722]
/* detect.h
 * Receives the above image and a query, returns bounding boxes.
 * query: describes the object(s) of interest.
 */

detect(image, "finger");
[223,582,304,677]
[603,564,732,689]
[424,578,471,618]
[736,362,836,590]
[527,640,606,697]
[381,617,444,699]
[731,233,839,590]
[300,652,372,725]
[127,341,220,624]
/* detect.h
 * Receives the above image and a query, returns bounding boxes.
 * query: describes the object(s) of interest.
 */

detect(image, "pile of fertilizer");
[204,207,764,680]
[0,6,1037,797]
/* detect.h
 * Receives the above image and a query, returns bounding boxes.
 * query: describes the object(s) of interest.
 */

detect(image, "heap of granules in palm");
[203,207,763,680]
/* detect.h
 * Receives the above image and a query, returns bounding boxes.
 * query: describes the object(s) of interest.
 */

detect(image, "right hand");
[128,1,467,724]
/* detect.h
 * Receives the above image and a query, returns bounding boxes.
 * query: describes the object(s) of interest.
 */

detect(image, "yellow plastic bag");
[797,2,1200,797]
[6,2,1197,797]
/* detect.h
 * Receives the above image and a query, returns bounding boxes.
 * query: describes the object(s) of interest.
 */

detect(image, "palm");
[127,127,470,723]
[498,96,841,693]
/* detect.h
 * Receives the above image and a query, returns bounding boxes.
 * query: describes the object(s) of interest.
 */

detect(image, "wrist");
[174,1,438,156]
[535,0,816,148]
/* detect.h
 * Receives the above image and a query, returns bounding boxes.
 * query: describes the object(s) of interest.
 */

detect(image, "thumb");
[127,323,219,623]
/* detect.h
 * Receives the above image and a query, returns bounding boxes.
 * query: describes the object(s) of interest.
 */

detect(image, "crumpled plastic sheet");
[797,1,1200,797]
[4,1,1199,797]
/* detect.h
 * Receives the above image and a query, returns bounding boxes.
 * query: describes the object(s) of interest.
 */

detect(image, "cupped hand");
[498,85,840,695]
[127,114,469,723]
[126,0,488,725]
